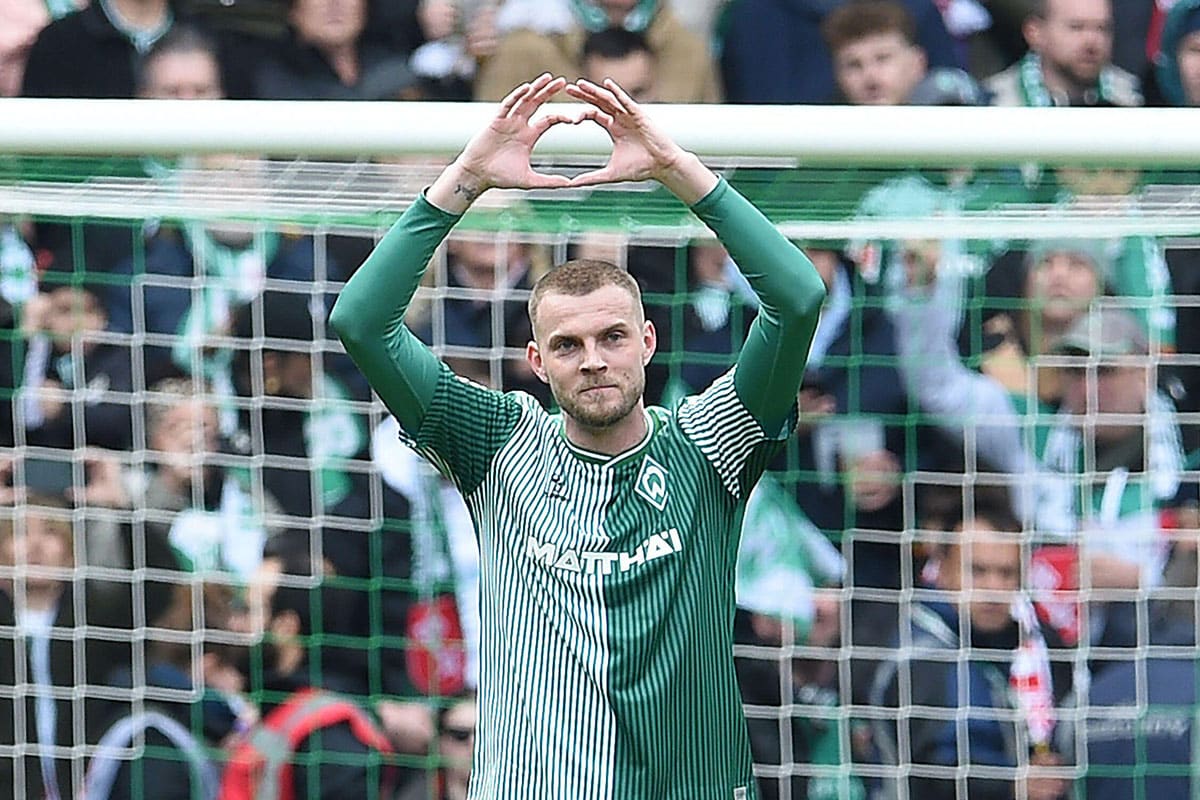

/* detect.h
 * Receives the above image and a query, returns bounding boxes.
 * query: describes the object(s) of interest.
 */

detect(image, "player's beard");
[554,373,644,430]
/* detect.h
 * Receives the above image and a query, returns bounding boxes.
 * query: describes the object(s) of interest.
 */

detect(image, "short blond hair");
[527,259,643,336]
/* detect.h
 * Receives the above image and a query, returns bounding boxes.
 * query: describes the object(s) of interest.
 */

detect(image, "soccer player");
[330,72,826,799]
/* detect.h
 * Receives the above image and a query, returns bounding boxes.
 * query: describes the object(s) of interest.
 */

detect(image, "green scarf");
[569,0,657,32]
[1018,52,1118,106]
[173,224,280,381]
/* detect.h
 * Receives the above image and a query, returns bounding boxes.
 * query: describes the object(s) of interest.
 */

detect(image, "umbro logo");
[635,455,668,511]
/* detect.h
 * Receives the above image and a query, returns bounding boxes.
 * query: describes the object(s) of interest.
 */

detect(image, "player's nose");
[579,340,607,372]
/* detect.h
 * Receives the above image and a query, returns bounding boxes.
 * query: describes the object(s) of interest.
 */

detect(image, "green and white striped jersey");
[331,176,825,800]
[403,365,789,800]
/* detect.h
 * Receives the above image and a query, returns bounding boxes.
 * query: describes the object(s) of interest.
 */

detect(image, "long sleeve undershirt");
[330,178,825,436]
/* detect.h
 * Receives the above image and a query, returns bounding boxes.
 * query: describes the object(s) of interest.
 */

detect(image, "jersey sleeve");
[690,178,826,435]
[677,368,793,500]
[329,193,458,435]
[400,363,523,496]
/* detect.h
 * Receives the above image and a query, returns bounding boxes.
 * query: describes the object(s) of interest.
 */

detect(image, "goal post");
[2,99,1200,800]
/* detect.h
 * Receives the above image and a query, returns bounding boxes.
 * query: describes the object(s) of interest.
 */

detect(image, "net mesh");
[2,151,1200,799]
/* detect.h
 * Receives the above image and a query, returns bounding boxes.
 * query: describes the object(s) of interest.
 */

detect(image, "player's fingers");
[525,170,573,189]
[582,78,630,116]
[510,73,558,119]
[498,80,534,118]
[530,112,578,137]
[525,75,566,112]
[574,107,616,136]
[567,167,617,187]
[566,80,622,115]
[602,78,637,115]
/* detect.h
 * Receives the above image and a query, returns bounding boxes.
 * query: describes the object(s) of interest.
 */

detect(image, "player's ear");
[526,340,549,383]
[642,319,656,365]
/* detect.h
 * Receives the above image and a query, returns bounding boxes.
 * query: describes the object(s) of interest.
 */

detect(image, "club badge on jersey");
[635,455,669,510]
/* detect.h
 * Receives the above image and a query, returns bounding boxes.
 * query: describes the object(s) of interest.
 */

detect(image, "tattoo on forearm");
[454,182,481,203]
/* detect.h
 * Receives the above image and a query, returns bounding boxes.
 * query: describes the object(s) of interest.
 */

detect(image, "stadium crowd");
[2,0,1200,798]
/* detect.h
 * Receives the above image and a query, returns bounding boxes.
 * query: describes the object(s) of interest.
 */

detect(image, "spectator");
[403,0,499,100]
[372,413,478,694]
[733,472,861,800]
[15,268,138,451]
[140,377,285,580]
[823,0,930,105]
[984,0,1142,107]
[136,22,223,99]
[975,235,1173,403]
[20,0,173,98]
[646,241,757,407]
[1155,0,1200,107]
[222,544,399,799]
[408,233,547,401]
[229,297,425,750]
[395,694,478,800]
[108,162,330,389]
[579,25,657,102]
[0,493,178,799]
[1083,607,1200,797]
[254,0,419,99]
[0,0,82,96]
[0,295,18,447]
[475,0,719,102]
[892,271,1188,655]
[869,495,1074,800]
[719,0,958,105]
[978,239,1117,401]
[1043,308,1185,652]
[1084,624,1200,795]
[83,582,253,800]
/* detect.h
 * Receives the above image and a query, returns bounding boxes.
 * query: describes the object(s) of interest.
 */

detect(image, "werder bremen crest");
[635,455,668,510]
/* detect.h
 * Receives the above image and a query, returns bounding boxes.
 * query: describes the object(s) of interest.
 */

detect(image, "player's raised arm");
[566,79,827,432]
[329,74,577,431]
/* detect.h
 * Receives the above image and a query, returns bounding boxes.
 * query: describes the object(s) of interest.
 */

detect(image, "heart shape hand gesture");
[431,73,716,212]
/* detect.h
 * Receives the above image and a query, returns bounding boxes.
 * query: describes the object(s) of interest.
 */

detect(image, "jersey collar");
[559,408,657,467]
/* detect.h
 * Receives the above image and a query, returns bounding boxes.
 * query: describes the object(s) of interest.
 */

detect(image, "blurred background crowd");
[3,0,1200,798]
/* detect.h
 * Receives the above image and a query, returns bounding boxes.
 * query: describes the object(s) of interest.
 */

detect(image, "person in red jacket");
[221,543,397,800]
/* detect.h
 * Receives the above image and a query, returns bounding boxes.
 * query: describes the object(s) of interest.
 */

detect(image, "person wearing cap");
[975,237,1174,405]
[1040,305,1186,654]
[1154,0,1200,107]
[891,259,1187,656]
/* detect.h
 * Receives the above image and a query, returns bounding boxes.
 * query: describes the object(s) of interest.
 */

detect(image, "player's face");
[832,31,926,105]
[527,284,656,432]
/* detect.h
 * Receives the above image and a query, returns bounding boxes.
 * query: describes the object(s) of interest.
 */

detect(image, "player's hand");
[454,73,576,193]
[566,78,717,204]
[565,78,687,186]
